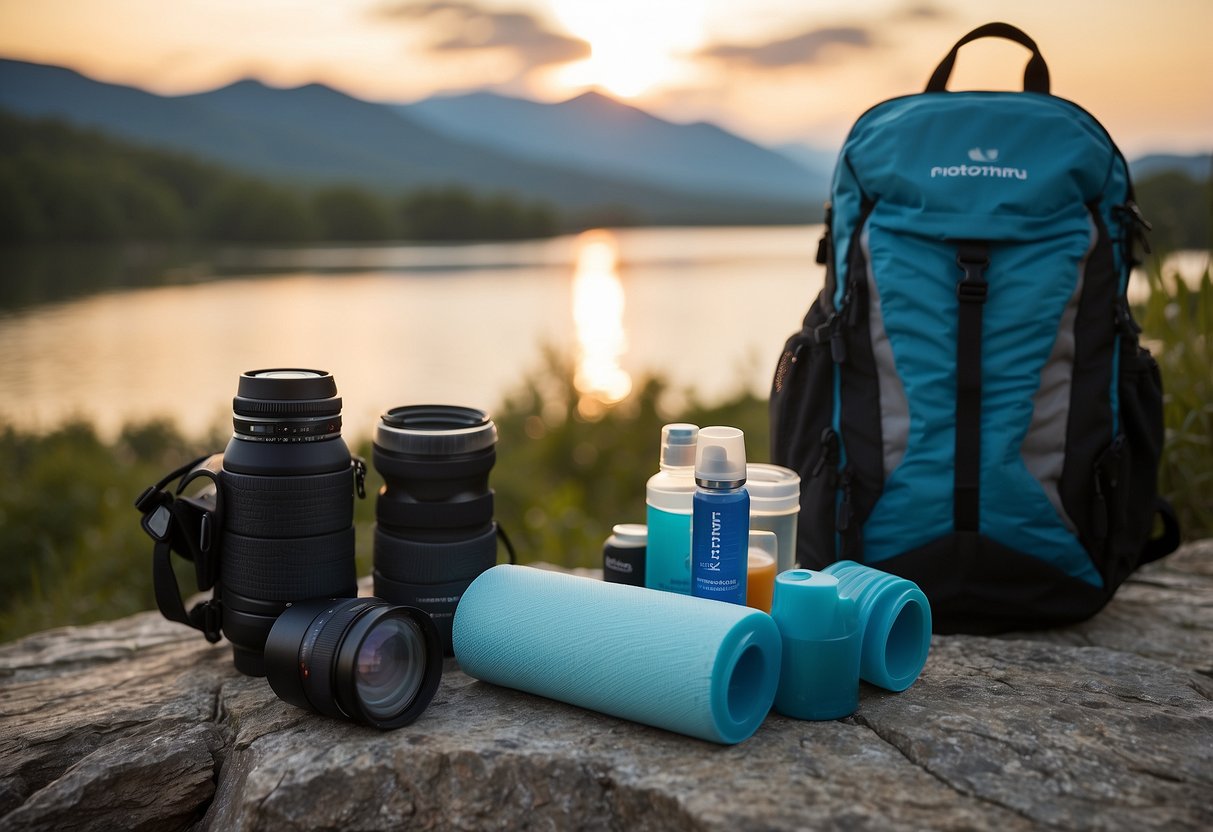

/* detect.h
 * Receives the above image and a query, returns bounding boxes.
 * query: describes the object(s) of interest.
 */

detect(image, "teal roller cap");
[452,564,782,745]
[820,561,932,691]
[770,570,861,720]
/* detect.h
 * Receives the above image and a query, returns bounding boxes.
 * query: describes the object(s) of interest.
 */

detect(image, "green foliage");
[312,186,395,241]
[0,111,561,244]
[1137,261,1213,538]
[487,350,769,570]
[0,420,210,642]
[199,178,320,243]
[399,187,558,241]
[1134,168,1212,252]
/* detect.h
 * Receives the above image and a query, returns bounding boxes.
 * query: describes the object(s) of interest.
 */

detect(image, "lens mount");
[265,597,442,730]
[375,405,497,456]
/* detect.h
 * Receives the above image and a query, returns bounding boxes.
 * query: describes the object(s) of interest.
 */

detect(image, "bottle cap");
[746,464,801,513]
[770,569,861,721]
[607,523,647,548]
[694,426,746,488]
[659,424,699,469]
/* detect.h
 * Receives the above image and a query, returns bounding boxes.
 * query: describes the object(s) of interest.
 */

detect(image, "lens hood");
[375,405,497,456]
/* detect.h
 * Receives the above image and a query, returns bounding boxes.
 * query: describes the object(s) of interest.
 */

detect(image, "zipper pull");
[836,467,854,533]
[1114,298,1142,336]
[830,323,848,364]
[1116,200,1153,261]
[1092,476,1108,540]
[812,428,839,479]
[353,457,367,499]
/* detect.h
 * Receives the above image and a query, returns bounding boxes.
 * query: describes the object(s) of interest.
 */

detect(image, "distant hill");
[402,90,830,203]
[0,58,817,225]
[0,110,561,244]
[1130,153,1211,181]
[771,142,839,184]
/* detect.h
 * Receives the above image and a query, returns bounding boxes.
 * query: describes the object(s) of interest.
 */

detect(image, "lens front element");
[355,616,427,722]
[265,597,443,730]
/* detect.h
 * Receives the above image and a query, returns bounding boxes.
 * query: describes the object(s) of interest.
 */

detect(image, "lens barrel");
[264,597,442,729]
[220,369,358,676]
[372,405,499,656]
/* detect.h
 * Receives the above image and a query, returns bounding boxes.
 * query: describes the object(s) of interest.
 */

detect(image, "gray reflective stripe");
[1021,215,1096,534]
[862,226,910,480]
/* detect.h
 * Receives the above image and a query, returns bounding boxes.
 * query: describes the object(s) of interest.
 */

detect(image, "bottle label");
[603,544,645,587]
[645,506,692,594]
[692,492,748,605]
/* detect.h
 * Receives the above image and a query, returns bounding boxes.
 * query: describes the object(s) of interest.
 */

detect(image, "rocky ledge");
[1,543,1211,832]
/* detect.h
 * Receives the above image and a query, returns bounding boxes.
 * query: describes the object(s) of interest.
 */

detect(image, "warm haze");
[0,0,1209,158]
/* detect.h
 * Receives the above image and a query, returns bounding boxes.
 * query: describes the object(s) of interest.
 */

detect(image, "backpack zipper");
[1091,434,1126,542]
[813,427,840,485]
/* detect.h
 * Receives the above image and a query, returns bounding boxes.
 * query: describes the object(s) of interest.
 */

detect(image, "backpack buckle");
[957,280,988,303]
[955,244,990,303]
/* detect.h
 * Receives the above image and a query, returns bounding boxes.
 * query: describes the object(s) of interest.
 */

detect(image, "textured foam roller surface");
[453,565,782,744]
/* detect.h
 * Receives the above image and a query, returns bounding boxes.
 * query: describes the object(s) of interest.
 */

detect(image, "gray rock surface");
[1,543,1210,831]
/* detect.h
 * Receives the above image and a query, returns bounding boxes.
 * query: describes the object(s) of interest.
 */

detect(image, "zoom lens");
[219,369,360,676]
[264,597,442,729]
[372,405,500,656]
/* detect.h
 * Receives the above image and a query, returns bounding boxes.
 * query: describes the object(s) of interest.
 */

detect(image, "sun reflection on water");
[571,229,632,416]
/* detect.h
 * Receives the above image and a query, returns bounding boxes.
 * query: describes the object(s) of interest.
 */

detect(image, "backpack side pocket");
[771,297,837,568]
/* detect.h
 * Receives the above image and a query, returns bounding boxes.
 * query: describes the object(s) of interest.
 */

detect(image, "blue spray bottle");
[691,426,749,605]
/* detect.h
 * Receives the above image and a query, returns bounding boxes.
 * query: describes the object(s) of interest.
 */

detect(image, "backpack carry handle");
[925,22,1050,94]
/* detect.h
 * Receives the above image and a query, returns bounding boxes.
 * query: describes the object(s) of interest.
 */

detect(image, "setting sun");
[550,0,705,98]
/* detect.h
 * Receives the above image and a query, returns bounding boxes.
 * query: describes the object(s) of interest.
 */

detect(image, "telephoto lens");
[372,405,501,655]
[265,597,442,729]
[220,369,363,676]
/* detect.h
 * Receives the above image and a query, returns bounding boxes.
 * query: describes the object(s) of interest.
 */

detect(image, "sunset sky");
[1,0,1210,157]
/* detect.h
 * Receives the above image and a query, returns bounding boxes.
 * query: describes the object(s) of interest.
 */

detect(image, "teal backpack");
[770,23,1180,632]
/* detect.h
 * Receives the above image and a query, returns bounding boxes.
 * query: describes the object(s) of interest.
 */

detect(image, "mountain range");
[401,90,827,202]
[0,57,1205,227]
[0,58,824,225]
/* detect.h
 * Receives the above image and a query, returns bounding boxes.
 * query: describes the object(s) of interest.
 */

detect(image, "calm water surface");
[0,226,828,439]
[2,228,1205,440]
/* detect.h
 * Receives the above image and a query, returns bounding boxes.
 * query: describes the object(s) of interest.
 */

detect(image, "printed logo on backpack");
[769,22,1181,633]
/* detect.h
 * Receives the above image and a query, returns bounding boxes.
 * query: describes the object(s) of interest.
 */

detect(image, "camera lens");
[372,405,500,656]
[265,597,442,730]
[230,368,343,451]
[220,368,359,676]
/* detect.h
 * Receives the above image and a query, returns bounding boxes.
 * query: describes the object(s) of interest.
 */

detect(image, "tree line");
[0,111,560,244]
[0,110,1207,250]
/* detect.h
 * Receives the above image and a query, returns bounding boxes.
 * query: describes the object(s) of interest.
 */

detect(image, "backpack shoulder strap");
[1140,498,1182,566]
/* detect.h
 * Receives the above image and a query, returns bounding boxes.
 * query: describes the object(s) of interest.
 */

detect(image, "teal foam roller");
[452,564,782,744]
[820,561,931,691]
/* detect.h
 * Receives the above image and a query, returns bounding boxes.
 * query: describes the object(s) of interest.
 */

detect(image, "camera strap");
[135,454,225,643]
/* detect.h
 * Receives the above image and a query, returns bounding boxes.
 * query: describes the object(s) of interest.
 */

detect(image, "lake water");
[0,226,828,440]
[1,227,1205,441]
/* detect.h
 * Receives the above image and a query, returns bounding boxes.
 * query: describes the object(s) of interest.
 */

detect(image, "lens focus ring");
[373,525,498,585]
[300,599,376,719]
[223,468,353,537]
[222,528,356,600]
